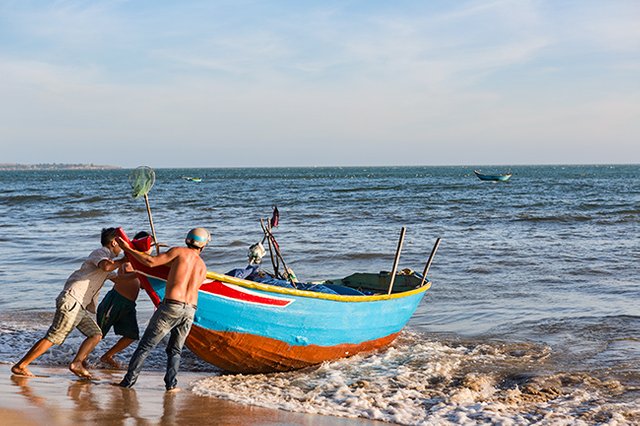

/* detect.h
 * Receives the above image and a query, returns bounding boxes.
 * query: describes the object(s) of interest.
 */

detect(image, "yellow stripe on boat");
[206,270,431,302]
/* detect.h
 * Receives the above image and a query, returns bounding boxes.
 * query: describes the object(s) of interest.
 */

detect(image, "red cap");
[132,236,153,252]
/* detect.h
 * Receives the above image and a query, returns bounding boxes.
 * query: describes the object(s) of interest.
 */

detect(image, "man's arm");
[98,258,125,272]
[109,272,139,284]
[116,237,178,267]
[86,298,98,314]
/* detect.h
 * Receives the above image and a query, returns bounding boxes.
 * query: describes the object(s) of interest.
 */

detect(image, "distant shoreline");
[1,163,637,171]
[0,163,121,171]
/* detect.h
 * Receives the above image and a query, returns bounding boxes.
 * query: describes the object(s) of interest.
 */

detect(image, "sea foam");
[190,331,639,425]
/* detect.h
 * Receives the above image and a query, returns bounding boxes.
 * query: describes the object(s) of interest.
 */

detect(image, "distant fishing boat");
[474,170,512,182]
[182,176,202,182]
[116,228,438,374]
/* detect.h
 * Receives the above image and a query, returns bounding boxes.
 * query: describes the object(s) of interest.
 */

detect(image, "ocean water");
[0,165,638,425]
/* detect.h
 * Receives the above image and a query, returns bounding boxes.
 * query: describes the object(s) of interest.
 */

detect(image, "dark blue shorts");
[96,289,139,340]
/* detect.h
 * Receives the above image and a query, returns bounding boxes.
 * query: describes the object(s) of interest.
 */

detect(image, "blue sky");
[1,1,638,167]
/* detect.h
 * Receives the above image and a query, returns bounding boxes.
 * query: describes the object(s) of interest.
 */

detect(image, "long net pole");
[143,194,160,255]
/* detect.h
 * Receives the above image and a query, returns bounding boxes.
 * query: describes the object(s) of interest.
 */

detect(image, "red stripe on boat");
[200,280,293,307]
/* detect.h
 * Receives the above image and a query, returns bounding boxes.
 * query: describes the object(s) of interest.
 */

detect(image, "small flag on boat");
[270,206,279,228]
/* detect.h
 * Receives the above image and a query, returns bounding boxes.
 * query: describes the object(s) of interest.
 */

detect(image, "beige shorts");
[45,292,101,345]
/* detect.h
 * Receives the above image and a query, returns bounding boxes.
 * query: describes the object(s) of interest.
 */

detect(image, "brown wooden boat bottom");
[185,324,400,374]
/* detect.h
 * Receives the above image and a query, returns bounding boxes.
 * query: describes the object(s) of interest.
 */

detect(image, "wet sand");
[0,364,382,425]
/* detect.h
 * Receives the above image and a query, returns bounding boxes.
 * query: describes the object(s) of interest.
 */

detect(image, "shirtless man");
[12,228,125,379]
[97,231,153,368]
[116,228,209,392]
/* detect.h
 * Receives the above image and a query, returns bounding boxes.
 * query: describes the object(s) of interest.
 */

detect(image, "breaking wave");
[191,332,640,425]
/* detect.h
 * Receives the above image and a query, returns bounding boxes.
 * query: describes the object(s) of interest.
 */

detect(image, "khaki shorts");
[45,292,101,345]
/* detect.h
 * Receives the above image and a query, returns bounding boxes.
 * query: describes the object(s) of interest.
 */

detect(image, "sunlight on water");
[0,165,638,424]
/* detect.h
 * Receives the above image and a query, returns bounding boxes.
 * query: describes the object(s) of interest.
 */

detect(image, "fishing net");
[129,166,155,199]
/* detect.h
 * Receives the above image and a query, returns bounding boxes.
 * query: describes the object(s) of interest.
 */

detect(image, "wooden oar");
[419,238,441,287]
[387,227,406,295]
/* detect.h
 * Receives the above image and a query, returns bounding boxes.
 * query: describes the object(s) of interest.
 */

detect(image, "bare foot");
[11,365,35,377]
[69,362,93,380]
[166,387,181,393]
[100,355,121,369]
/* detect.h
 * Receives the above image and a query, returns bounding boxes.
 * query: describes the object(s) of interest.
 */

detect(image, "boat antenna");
[128,166,160,255]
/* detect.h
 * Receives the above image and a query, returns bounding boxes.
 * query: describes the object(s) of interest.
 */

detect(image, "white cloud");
[0,1,638,166]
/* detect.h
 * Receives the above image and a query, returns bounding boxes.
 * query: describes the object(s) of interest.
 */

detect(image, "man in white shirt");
[11,228,125,379]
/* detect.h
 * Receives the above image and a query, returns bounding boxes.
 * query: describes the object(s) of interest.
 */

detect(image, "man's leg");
[69,334,101,378]
[11,338,55,377]
[70,309,107,379]
[13,293,79,377]
[164,328,182,390]
[100,298,139,368]
[101,337,136,368]
[120,305,174,388]
[164,307,195,391]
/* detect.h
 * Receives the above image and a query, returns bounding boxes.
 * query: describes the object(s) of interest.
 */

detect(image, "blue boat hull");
[137,269,429,373]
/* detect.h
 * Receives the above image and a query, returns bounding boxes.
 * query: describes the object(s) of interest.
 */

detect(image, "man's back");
[164,247,207,305]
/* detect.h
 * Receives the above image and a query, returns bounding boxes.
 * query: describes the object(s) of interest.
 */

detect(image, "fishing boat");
[181,176,202,182]
[474,170,512,182]
[116,229,436,374]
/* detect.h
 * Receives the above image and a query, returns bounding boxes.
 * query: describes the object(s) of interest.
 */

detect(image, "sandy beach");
[0,364,382,425]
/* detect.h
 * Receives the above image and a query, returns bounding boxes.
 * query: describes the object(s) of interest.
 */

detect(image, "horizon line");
[1,162,639,170]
